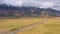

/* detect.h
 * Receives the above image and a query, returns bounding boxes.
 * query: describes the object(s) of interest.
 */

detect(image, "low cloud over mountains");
[0,0,60,11]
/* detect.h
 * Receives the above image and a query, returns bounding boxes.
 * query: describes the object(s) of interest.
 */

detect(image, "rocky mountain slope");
[0,4,60,17]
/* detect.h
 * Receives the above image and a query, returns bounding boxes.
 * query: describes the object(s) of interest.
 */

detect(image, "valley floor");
[0,17,60,34]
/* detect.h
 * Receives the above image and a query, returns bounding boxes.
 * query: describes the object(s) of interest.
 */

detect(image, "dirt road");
[0,18,51,34]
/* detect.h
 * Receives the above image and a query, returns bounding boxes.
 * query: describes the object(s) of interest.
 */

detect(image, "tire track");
[10,18,51,34]
[1,18,51,34]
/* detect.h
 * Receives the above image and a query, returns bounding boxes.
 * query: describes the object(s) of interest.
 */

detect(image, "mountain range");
[0,4,60,17]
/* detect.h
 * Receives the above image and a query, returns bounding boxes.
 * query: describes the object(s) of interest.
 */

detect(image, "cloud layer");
[0,0,60,11]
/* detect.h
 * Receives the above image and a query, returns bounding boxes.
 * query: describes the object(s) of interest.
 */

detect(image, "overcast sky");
[0,0,60,11]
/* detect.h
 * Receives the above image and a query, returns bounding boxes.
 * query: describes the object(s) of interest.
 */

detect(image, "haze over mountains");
[0,0,60,11]
[0,4,60,17]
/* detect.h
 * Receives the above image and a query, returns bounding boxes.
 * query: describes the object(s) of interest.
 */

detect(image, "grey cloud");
[0,0,60,11]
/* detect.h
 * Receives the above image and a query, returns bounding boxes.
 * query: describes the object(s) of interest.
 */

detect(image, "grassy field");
[0,17,60,34]
[0,17,46,30]
[16,17,60,34]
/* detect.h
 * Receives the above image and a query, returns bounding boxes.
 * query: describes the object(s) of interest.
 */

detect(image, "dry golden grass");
[0,17,46,30]
[17,17,60,34]
[0,17,60,34]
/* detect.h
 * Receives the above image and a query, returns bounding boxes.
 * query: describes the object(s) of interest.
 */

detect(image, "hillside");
[0,4,60,17]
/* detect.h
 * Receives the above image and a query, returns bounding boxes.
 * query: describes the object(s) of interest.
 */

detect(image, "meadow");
[0,17,46,30]
[17,17,60,34]
[0,17,60,34]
